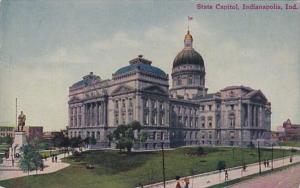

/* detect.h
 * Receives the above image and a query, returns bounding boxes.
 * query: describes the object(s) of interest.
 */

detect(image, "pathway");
[144,155,300,188]
[229,163,300,188]
[0,152,72,181]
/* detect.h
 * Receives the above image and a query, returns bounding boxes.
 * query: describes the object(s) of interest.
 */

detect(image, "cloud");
[46,47,91,64]
[91,31,141,50]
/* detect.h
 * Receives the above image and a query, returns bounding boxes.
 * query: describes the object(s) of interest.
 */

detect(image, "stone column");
[69,106,72,127]
[247,103,251,127]
[96,102,99,126]
[104,100,107,126]
[165,102,169,126]
[149,99,153,126]
[157,101,161,126]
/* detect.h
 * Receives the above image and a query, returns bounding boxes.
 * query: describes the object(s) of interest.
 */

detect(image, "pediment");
[111,85,134,96]
[245,90,268,103]
[142,85,167,95]
[69,96,81,103]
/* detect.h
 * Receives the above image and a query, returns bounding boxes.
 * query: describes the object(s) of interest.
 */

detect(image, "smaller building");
[276,119,300,141]
[0,125,15,138]
[24,126,44,141]
[42,131,61,141]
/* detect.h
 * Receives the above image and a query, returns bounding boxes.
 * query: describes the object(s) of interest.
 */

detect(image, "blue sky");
[0,0,299,131]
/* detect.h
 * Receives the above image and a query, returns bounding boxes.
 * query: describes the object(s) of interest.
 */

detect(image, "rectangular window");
[122,99,126,108]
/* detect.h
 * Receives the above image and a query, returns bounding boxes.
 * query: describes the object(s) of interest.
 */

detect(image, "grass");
[0,147,298,188]
[279,140,300,147]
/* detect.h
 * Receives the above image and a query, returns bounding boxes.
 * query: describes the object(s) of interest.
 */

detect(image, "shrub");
[217,160,226,171]
[196,147,205,155]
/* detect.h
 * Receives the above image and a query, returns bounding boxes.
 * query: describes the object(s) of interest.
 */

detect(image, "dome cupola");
[170,30,207,99]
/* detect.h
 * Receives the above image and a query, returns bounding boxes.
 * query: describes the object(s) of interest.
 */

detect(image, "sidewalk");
[144,155,300,188]
[0,152,72,181]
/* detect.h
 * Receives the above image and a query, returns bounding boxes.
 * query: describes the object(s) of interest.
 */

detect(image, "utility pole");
[16,98,18,128]
[161,142,166,188]
[271,143,274,170]
[258,141,261,174]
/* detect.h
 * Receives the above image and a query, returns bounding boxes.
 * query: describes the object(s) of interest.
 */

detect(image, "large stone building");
[67,30,271,149]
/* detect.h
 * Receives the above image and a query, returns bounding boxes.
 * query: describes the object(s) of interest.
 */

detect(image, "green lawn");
[0,147,297,188]
[279,140,300,147]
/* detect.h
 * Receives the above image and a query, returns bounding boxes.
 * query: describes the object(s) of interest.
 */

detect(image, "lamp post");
[271,143,274,171]
[161,142,166,188]
[258,141,261,174]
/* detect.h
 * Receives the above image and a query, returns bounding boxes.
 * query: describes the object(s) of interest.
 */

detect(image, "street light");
[257,141,261,174]
[271,143,274,171]
[161,142,166,188]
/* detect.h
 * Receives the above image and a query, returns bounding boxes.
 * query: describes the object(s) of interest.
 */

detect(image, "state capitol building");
[67,30,271,149]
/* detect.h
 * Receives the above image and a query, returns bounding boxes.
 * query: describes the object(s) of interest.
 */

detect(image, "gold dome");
[184,30,193,41]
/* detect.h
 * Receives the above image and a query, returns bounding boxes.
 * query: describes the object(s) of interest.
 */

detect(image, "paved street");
[0,152,71,181]
[229,163,300,188]
[144,155,300,188]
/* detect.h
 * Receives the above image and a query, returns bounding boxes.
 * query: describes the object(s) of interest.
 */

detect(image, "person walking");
[55,155,58,163]
[225,170,229,181]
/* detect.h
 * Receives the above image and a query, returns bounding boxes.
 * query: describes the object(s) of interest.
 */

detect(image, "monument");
[2,111,28,167]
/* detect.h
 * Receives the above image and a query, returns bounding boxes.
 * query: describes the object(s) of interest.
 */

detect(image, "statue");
[17,111,26,132]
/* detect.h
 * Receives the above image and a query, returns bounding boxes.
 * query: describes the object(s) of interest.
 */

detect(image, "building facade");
[67,30,271,149]
[276,119,300,141]
[24,126,44,141]
[0,126,14,138]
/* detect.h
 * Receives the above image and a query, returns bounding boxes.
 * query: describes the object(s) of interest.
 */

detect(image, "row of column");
[69,101,107,127]
[247,103,265,128]
[143,98,168,126]
[86,101,107,127]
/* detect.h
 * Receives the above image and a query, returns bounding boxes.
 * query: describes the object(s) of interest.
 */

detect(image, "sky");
[0,0,299,131]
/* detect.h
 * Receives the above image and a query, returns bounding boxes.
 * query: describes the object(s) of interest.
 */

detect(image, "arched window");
[229,114,235,127]
[97,131,100,140]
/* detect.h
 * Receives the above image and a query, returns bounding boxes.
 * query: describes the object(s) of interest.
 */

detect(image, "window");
[229,114,235,127]
[177,79,182,85]
[201,116,205,128]
[122,99,126,108]
[144,112,149,125]
[201,106,205,111]
[128,111,133,122]
[188,76,193,84]
[190,118,193,127]
[208,116,213,127]
[115,113,119,125]
[121,112,126,124]
[195,117,198,127]
[184,117,188,127]
[208,105,212,111]
[129,98,133,107]
[230,104,234,110]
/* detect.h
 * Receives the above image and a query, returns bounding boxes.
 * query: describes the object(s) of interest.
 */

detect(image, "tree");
[69,136,82,148]
[19,145,43,175]
[83,136,97,148]
[112,121,144,152]
[217,160,226,171]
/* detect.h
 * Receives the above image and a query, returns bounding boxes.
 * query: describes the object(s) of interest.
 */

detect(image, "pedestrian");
[267,160,270,167]
[225,170,229,181]
[175,176,181,188]
[40,161,44,171]
[263,160,266,167]
[52,155,54,162]
[290,156,293,163]
[243,162,247,171]
[55,155,58,163]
